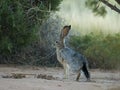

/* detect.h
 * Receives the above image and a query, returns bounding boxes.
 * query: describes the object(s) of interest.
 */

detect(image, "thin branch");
[26,7,51,15]
[100,0,120,13]
[115,0,120,5]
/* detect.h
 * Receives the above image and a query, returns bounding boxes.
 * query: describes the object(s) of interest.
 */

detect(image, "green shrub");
[69,33,120,70]
[0,0,62,64]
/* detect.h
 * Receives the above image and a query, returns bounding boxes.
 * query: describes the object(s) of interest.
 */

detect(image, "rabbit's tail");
[82,62,90,80]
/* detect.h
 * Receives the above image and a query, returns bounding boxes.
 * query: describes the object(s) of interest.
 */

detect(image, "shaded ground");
[0,65,120,90]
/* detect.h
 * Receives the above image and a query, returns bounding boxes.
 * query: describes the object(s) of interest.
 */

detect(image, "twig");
[27,7,51,15]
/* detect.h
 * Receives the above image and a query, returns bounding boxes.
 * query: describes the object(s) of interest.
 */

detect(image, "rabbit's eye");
[55,41,58,43]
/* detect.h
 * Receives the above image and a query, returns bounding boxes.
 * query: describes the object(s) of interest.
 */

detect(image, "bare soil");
[0,65,120,90]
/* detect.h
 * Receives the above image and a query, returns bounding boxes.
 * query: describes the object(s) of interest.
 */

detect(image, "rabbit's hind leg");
[76,72,81,81]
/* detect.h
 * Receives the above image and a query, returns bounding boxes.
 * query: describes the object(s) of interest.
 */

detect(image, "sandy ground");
[0,65,120,90]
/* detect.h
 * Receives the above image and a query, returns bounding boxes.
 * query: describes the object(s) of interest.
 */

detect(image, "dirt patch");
[108,86,120,90]
[0,65,120,90]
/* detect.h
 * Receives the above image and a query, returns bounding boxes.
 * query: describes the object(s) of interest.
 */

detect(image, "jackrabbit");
[55,25,90,81]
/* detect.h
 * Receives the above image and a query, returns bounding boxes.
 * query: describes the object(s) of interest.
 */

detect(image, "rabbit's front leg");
[63,63,69,79]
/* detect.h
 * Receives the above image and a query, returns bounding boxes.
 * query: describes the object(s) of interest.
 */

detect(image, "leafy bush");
[0,0,62,64]
[69,33,120,70]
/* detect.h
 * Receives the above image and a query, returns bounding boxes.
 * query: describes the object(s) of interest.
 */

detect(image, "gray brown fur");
[55,25,90,81]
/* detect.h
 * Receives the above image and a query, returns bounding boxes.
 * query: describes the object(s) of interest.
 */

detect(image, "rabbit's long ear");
[59,25,71,47]
[60,25,71,41]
